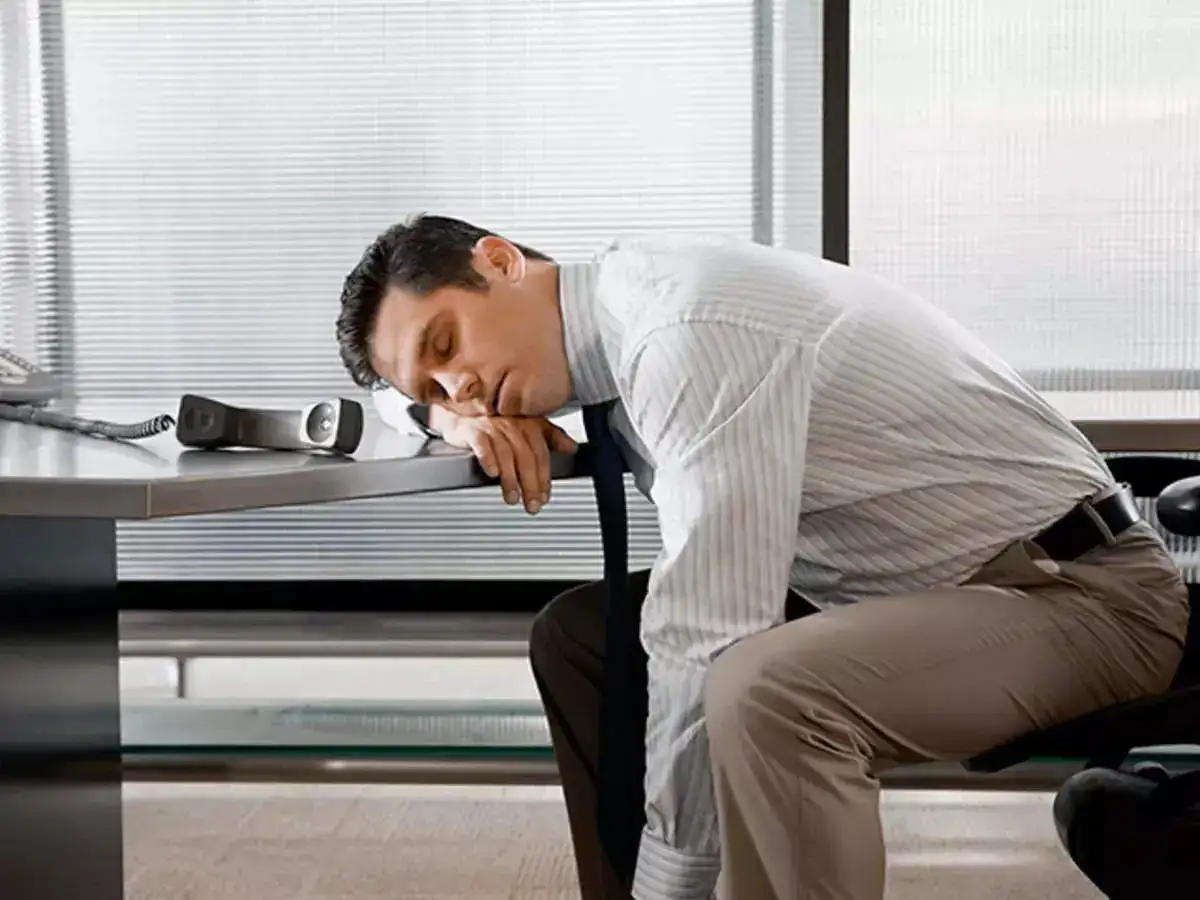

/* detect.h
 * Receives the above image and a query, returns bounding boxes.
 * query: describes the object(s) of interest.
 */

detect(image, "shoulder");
[594,232,774,296]
[594,233,853,338]
[591,233,710,315]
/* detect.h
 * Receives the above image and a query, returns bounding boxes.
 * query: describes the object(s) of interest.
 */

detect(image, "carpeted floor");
[122,784,1103,899]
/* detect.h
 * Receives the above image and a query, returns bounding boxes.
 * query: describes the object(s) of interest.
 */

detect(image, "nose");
[435,370,482,408]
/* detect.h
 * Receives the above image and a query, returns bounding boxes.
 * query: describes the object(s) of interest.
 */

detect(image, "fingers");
[468,432,499,478]
[470,423,537,512]
[469,430,519,507]
[525,421,551,510]
[501,420,547,514]
[469,418,571,515]
[488,430,523,507]
[542,421,579,454]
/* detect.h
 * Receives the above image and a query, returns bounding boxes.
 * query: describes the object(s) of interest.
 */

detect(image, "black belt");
[1032,484,1141,562]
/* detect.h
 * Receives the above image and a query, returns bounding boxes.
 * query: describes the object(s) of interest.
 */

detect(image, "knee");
[528,584,592,678]
[528,593,567,675]
[1053,768,1111,849]
[704,639,806,754]
[1053,766,1154,857]
[704,638,863,762]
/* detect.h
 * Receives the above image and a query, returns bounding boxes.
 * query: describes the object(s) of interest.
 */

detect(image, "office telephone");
[0,346,62,405]
[0,346,364,452]
[0,346,175,439]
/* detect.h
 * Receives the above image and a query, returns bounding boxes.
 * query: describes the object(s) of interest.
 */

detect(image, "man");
[336,214,1190,900]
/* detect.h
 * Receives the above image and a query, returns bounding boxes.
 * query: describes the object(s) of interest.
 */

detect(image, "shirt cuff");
[371,387,424,437]
[631,829,720,900]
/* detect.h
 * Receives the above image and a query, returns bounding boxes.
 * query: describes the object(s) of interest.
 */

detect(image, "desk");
[1,393,1198,899]
[0,400,576,900]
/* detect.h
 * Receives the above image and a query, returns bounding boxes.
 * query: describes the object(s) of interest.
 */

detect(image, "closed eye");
[434,329,454,360]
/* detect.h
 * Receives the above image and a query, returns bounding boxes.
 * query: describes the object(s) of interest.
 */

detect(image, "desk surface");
[0,399,581,520]
[0,392,1198,521]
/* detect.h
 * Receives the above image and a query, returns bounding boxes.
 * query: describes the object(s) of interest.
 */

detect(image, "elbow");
[641,616,752,671]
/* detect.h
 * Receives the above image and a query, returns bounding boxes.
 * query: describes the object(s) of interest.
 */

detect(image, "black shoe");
[1055,766,1200,899]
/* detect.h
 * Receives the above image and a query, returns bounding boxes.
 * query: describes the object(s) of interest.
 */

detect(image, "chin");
[527,393,566,418]
[512,379,567,418]
[497,381,525,417]
[520,395,552,418]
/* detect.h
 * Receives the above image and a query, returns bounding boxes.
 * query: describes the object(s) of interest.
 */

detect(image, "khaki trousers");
[528,521,1190,900]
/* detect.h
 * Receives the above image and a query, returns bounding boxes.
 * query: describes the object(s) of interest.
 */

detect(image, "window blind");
[849,0,1200,392]
[31,0,824,580]
[0,6,11,351]
[1,0,49,360]
[62,0,758,401]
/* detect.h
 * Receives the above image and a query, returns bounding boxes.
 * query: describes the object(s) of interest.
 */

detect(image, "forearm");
[393,400,460,443]
[411,402,571,442]
[424,403,457,438]
[634,537,794,900]
[634,654,722,900]
[622,321,812,900]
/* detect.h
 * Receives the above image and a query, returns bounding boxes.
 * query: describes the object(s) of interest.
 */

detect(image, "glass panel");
[850,0,1200,389]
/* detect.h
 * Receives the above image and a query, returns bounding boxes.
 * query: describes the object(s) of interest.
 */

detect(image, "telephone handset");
[0,346,363,452]
[0,346,174,440]
[0,347,62,405]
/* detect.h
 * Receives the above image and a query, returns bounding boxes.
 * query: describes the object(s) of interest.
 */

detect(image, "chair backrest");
[1105,455,1200,685]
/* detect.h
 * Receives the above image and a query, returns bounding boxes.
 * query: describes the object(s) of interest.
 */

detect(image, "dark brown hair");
[335,213,550,389]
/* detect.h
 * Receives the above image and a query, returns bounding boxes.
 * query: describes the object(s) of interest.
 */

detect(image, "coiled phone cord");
[0,404,175,440]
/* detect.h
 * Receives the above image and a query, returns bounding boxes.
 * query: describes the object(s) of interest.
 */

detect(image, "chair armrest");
[1105,456,1200,499]
[1157,475,1200,537]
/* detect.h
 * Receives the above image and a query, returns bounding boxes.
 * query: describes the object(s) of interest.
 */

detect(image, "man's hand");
[439,411,578,514]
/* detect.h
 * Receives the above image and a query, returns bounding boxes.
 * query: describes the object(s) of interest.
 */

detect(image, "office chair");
[963,457,1200,899]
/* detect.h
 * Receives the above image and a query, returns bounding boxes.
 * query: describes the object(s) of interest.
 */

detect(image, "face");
[369,237,573,419]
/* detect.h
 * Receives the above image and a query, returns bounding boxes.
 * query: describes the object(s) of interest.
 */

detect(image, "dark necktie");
[581,401,647,887]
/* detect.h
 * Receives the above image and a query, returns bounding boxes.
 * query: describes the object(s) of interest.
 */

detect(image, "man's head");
[336,214,572,418]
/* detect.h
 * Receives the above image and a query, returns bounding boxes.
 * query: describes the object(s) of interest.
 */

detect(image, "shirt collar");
[558,261,620,406]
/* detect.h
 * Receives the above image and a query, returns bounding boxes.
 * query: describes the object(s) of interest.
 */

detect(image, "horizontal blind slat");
[60,0,758,403]
[117,479,664,580]
[37,0,781,579]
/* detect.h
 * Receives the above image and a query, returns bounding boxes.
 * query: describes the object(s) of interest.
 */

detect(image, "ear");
[474,235,526,283]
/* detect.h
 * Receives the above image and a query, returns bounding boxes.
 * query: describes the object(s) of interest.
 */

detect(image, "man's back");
[591,233,1114,605]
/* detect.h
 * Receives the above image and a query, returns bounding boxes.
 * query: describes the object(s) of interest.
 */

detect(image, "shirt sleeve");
[624,321,812,900]
[371,386,427,436]
[372,386,581,438]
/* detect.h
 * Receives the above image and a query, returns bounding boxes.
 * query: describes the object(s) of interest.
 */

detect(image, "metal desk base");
[0,517,123,900]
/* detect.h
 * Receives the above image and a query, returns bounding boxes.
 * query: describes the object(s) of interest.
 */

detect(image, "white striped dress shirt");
[555,234,1113,900]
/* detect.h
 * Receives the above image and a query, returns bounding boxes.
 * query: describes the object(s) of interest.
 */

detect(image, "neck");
[556,259,620,405]
[525,260,562,313]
